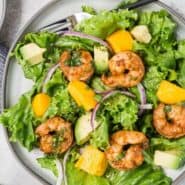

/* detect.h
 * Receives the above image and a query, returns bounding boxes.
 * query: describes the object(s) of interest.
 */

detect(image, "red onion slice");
[137,83,147,115]
[63,31,113,53]
[62,145,75,185]
[42,63,60,93]
[94,89,112,95]
[139,104,153,110]
[137,83,147,105]
[56,159,64,185]
[91,90,135,130]
[90,103,100,130]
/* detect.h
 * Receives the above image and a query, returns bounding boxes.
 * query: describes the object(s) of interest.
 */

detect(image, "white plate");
[2,0,185,184]
[0,0,6,30]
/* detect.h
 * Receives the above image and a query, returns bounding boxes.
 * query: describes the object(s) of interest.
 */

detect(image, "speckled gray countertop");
[0,0,53,46]
[0,0,185,185]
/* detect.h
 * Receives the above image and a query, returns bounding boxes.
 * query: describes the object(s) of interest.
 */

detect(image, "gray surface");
[0,0,185,185]
[0,0,6,30]
[0,0,53,46]
[0,1,52,185]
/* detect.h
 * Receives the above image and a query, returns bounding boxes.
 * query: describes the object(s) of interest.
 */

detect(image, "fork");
[39,0,157,34]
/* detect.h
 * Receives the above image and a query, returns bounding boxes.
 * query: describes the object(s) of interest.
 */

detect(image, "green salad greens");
[2,4,185,185]
[99,93,138,130]
[75,10,138,39]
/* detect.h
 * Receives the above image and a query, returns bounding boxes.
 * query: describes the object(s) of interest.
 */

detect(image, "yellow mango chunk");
[75,145,107,176]
[106,30,133,53]
[32,93,51,117]
[157,80,185,104]
[68,80,97,111]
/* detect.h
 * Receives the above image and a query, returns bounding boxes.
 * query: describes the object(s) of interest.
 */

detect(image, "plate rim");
[1,0,60,184]
[0,0,6,30]
[1,0,185,184]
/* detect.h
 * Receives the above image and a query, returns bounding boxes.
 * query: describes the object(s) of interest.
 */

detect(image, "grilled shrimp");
[35,117,73,154]
[101,51,145,88]
[60,50,94,81]
[153,103,185,138]
[105,131,148,170]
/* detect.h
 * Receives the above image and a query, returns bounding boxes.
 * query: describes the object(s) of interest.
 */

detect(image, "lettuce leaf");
[66,161,110,185]
[37,157,171,185]
[37,156,58,176]
[55,36,99,52]
[0,86,39,150]
[143,66,168,106]
[90,115,109,150]
[177,60,185,88]
[175,40,185,59]
[44,70,83,122]
[0,70,81,150]
[139,114,156,137]
[81,5,97,15]
[134,10,176,69]
[151,137,185,151]
[117,0,139,9]
[99,93,138,130]
[12,32,61,82]
[105,164,172,185]
[175,41,185,87]
[139,10,176,45]
[75,10,138,39]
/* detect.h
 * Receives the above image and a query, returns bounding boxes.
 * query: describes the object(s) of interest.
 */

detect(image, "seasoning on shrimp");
[105,131,148,170]
[101,51,145,88]
[35,116,73,154]
[153,103,185,139]
[60,50,94,81]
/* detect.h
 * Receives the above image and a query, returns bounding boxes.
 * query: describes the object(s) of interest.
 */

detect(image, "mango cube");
[106,30,133,53]
[75,145,107,176]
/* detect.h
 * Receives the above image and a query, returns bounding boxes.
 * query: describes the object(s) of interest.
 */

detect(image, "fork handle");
[116,0,158,10]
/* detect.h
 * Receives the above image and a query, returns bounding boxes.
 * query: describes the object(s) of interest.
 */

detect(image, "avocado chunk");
[154,150,185,169]
[20,43,46,65]
[94,46,109,74]
[75,112,100,145]
[91,77,111,92]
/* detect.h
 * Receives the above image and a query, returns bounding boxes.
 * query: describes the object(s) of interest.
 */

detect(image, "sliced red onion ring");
[63,31,113,53]
[90,103,100,130]
[137,83,147,115]
[139,104,153,110]
[91,90,135,130]
[42,63,60,93]
[94,89,112,95]
[137,83,147,105]
[79,147,84,155]
[56,159,64,185]
[62,145,75,185]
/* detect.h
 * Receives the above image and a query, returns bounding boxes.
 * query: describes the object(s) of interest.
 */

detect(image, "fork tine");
[56,28,70,35]
[39,18,68,31]
[43,22,72,33]
[40,22,65,32]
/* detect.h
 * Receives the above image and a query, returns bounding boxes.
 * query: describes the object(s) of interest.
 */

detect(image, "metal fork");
[39,0,157,34]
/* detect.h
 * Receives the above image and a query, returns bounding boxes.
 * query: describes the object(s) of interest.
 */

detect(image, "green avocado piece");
[75,112,99,145]
[154,150,185,169]
[20,43,46,65]
[94,46,109,74]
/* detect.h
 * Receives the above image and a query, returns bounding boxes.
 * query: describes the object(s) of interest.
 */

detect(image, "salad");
[1,3,185,185]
